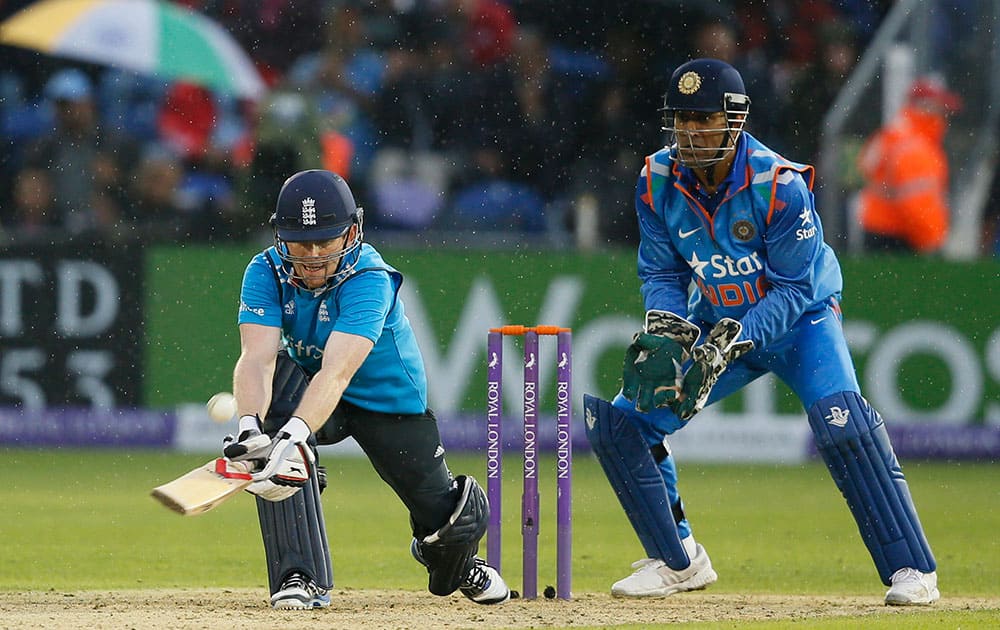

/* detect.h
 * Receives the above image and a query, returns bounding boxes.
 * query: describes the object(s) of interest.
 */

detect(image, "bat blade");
[151,458,253,516]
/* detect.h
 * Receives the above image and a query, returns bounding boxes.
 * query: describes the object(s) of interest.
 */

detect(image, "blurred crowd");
[0,0,891,247]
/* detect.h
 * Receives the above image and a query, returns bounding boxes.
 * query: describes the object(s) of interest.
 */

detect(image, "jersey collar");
[676,132,749,195]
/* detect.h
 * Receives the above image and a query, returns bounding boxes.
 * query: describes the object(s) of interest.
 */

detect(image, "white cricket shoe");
[885,568,939,606]
[611,543,717,598]
[270,571,331,609]
[459,557,511,605]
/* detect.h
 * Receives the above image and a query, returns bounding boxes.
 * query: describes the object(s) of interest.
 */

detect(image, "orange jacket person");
[858,77,962,253]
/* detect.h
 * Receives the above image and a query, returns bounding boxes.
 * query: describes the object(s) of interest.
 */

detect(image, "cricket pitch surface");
[1,589,996,628]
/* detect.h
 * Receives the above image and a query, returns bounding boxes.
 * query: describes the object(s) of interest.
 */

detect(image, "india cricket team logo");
[678,71,702,95]
[733,220,755,241]
[301,197,317,225]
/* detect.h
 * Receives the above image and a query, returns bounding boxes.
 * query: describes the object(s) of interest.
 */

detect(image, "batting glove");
[248,416,315,502]
[222,414,271,462]
[673,318,754,421]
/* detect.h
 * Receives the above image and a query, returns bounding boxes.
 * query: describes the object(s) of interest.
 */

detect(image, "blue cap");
[44,68,93,102]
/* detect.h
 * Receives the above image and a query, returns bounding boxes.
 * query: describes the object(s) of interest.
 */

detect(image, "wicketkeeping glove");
[621,310,701,412]
[673,318,754,421]
[248,416,314,502]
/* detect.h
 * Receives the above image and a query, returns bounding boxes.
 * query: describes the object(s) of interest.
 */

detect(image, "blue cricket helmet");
[661,58,749,115]
[271,169,362,242]
[660,58,751,169]
[270,170,365,290]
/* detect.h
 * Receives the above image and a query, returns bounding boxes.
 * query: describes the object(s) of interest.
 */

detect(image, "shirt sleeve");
[238,254,282,327]
[738,172,822,348]
[333,269,394,343]
[635,170,692,314]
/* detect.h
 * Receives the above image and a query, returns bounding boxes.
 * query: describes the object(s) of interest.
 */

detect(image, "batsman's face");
[286,236,348,289]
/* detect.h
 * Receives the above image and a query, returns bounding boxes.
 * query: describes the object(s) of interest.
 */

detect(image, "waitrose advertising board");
[2,244,996,459]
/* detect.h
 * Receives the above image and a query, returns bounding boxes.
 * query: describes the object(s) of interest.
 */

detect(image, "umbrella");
[0,0,266,100]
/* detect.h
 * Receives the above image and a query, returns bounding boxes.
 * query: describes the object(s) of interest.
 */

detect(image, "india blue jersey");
[238,243,428,414]
[636,132,843,349]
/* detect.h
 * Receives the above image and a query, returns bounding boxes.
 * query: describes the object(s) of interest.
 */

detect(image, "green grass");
[2,450,998,627]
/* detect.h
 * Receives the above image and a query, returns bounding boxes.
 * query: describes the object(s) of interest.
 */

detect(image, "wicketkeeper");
[584,58,938,606]
[222,169,510,608]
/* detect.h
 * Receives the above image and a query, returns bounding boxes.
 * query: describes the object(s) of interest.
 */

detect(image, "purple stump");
[556,330,573,599]
[521,330,539,600]
[486,331,503,574]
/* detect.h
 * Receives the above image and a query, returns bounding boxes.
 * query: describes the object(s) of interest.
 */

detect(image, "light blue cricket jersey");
[635,132,843,349]
[238,243,428,415]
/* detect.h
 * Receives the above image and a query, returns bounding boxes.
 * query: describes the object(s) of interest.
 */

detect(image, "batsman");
[221,169,510,609]
[584,58,938,606]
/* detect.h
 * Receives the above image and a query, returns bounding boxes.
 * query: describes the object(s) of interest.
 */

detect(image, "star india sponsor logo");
[301,197,317,225]
[796,208,817,241]
[686,250,764,280]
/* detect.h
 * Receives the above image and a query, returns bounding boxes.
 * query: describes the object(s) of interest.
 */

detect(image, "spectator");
[204,0,325,84]
[785,20,860,164]
[444,0,518,68]
[0,1,899,244]
[857,77,963,254]
[285,3,385,181]
[158,81,217,160]
[368,15,468,229]
[235,88,324,237]
[504,27,589,204]
[5,167,57,239]
[576,23,658,246]
[981,133,1000,256]
[690,18,783,146]
[19,68,135,238]
[121,146,192,241]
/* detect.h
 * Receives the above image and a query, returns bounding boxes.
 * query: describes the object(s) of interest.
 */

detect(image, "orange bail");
[489,325,572,335]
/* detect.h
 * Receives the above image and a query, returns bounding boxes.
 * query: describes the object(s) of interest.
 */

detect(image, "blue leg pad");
[651,443,692,540]
[807,391,936,584]
[584,394,689,569]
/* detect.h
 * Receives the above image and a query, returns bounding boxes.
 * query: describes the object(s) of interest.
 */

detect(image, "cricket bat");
[151,458,254,516]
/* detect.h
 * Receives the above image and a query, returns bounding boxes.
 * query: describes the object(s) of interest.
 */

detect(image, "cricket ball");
[206,392,237,423]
